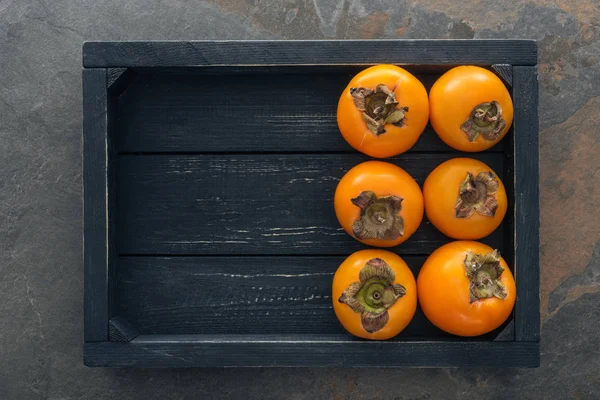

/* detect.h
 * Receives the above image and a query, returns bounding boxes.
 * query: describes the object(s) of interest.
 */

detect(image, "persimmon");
[429,66,513,152]
[334,161,423,247]
[333,249,417,340]
[423,158,507,239]
[417,241,516,337]
[337,65,429,158]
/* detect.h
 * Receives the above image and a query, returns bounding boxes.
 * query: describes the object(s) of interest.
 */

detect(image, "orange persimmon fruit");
[417,241,516,337]
[429,66,513,152]
[423,158,507,239]
[333,249,417,340]
[334,161,424,247]
[337,65,429,158]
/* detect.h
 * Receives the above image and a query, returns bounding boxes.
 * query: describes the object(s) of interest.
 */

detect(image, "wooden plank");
[513,66,540,342]
[501,134,516,269]
[84,340,540,367]
[114,68,505,153]
[83,40,538,67]
[115,255,513,340]
[500,86,516,271]
[116,153,506,255]
[115,255,393,336]
[83,68,109,341]
[106,93,119,324]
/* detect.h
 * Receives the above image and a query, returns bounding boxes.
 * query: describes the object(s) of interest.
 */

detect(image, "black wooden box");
[83,40,539,367]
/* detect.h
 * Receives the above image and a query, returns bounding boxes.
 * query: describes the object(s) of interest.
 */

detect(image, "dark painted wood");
[502,85,516,270]
[83,68,109,341]
[107,68,126,89]
[109,316,140,342]
[513,66,540,342]
[496,77,516,341]
[106,95,120,324]
[115,256,380,336]
[116,153,505,255]
[84,340,540,367]
[115,255,512,340]
[107,67,136,96]
[501,132,516,270]
[114,68,504,154]
[132,65,451,76]
[82,40,538,67]
[83,40,539,368]
[491,64,513,87]
[494,320,515,341]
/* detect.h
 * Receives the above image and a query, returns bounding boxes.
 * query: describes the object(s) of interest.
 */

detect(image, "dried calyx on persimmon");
[464,249,508,303]
[460,100,507,142]
[455,171,499,218]
[350,84,409,136]
[351,191,404,240]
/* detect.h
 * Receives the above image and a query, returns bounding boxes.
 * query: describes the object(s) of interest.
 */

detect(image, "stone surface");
[0,0,598,398]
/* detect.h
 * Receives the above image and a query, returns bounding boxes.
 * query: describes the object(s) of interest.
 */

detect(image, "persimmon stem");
[338,258,406,333]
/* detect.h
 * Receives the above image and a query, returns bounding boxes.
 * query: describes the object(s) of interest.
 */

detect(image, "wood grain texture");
[491,64,513,87]
[106,94,119,323]
[513,66,540,342]
[114,68,506,153]
[115,256,390,336]
[82,40,538,68]
[114,255,513,340]
[83,68,109,341]
[84,340,540,367]
[501,133,516,269]
[109,316,140,342]
[115,153,505,255]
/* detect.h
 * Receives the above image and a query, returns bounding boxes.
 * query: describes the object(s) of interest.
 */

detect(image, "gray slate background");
[1,0,599,399]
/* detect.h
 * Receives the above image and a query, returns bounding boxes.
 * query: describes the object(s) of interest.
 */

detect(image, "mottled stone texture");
[0,0,598,398]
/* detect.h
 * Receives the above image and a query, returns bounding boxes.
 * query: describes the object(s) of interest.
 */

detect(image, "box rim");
[82,39,540,368]
[82,39,537,68]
